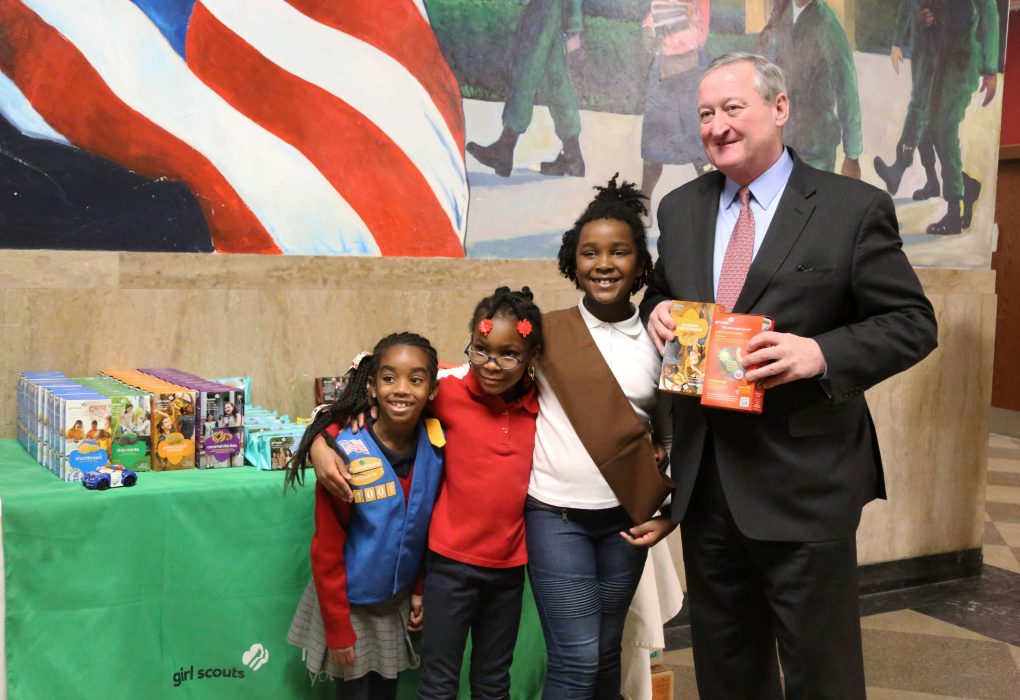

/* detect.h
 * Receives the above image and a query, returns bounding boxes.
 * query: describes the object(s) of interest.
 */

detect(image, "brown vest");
[539,307,674,524]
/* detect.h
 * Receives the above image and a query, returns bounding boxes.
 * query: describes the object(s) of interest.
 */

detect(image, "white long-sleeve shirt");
[529,299,662,509]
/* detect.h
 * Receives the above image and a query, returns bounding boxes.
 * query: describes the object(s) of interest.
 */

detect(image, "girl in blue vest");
[285,332,445,700]
[308,288,545,699]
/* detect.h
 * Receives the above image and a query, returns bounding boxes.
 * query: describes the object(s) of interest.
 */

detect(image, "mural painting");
[442,0,1006,266]
[0,0,1008,267]
[0,0,467,255]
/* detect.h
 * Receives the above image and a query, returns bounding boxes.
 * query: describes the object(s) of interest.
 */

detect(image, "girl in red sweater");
[286,332,444,700]
[311,287,544,700]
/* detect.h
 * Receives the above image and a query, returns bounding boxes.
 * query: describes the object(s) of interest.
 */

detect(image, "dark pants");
[417,552,525,700]
[525,504,647,700]
[681,452,865,700]
[336,672,397,700]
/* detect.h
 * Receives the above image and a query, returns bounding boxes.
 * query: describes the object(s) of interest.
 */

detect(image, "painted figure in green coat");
[874,0,999,236]
[466,0,585,178]
[761,0,863,178]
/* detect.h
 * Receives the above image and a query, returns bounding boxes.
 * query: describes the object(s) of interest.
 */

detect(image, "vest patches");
[348,456,384,486]
[338,438,369,455]
[338,422,443,605]
[352,480,399,503]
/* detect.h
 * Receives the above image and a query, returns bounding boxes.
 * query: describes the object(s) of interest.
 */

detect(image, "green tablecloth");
[0,440,545,699]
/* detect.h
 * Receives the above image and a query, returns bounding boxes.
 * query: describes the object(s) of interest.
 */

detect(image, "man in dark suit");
[637,53,937,699]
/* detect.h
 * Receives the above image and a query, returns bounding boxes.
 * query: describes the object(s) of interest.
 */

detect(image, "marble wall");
[0,251,994,569]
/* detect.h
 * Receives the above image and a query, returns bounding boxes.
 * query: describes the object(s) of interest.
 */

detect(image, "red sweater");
[426,367,538,568]
[311,464,420,649]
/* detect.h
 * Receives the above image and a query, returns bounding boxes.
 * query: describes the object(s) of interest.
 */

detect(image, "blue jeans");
[525,503,647,699]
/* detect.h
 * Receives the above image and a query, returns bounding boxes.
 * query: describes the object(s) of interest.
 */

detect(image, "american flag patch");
[338,438,368,455]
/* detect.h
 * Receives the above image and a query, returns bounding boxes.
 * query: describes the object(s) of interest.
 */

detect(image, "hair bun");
[592,172,648,216]
[516,286,534,301]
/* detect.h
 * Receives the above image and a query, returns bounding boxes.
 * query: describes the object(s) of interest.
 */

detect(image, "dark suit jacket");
[640,153,938,542]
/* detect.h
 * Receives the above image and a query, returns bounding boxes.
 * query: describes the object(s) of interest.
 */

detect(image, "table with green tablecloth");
[0,439,545,699]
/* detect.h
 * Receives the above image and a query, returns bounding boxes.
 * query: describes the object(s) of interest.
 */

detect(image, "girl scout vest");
[340,419,444,605]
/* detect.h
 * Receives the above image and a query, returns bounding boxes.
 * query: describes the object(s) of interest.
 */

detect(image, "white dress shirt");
[529,299,662,509]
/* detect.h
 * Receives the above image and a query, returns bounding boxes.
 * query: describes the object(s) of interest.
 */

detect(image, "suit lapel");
[734,158,817,312]
[695,172,724,303]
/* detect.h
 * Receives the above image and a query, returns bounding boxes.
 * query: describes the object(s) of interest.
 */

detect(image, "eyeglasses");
[463,345,527,371]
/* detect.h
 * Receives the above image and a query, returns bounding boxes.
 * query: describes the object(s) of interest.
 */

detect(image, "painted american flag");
[0,0,468,255]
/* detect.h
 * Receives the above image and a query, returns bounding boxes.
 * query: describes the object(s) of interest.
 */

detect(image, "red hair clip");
[478,318,493,336]
[517,319,533,338]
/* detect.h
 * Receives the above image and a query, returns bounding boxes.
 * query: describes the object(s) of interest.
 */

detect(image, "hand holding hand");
[329,646,355,668]
[646,300,676,354]
[408,594,424,633]
[741,331,826,389]
[620,516,677,548]
[310,435,354,502]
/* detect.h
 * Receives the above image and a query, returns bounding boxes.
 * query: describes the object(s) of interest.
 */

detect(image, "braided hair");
[284,331,438,490]
[557,173,652,296]
[469,286,544,353]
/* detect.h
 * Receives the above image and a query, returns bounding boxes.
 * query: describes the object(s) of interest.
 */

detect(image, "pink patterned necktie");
[717,186,754,313]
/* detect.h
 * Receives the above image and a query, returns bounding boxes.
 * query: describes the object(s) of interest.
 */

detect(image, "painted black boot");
[961,173,981,229]
[539,137,585,177]
[466,127,519,177]
[927,198,963,236]
[912,170,940,201]
[873,140,914,195]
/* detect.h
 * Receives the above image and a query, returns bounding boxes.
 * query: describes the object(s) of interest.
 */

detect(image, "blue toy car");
[82,465,138,491]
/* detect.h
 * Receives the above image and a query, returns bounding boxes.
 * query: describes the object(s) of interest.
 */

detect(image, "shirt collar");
[463,362,540,415]
[577,298,645,339]
[791,0,813,24]
[721,147,794,211]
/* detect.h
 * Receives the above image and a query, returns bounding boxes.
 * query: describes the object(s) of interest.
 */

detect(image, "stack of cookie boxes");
[139,369,246,468]
[16,371,66,464]
[242,406,305,471]
[16,372,112,481]
[73,376,152,471]
[101,370,198,471]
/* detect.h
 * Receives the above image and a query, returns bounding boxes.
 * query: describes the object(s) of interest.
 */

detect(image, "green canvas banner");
[0,440,545,698]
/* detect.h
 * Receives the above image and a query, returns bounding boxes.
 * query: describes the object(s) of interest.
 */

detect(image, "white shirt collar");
[791,0,812,24]
[577,298,644,338]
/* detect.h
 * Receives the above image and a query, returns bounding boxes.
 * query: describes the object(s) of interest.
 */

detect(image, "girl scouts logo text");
[171,665,245,688]
[170,643,269,687]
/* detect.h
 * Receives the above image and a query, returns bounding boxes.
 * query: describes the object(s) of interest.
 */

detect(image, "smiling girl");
[527,174,674,698]
[285,332,444,700]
